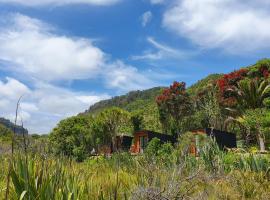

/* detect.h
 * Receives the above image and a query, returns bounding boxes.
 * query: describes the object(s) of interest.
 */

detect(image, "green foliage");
[145,138,161,156]
[86,87,164,114]
[156,82,193,135]
[201,138,226,172]
[144,138,174,164]
[49,115,93,158]
[187,73,223,96]
[130,111,144,132]
[95,107,131,151]
[233,78,270,110]
[0,124,12,142]
[2,148,270,200]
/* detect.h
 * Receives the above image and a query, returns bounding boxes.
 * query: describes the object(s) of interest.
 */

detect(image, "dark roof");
[134,130,177,144]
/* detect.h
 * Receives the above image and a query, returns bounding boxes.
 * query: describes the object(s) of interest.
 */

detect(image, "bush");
[145,138,161,157]
[73,146,87,162]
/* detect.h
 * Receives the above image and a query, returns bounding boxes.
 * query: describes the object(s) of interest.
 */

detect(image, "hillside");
[85,74,223,115]
[0,117,28,135]
[187,73,223,95]
[85,87,164,114]
[83,75,223,132]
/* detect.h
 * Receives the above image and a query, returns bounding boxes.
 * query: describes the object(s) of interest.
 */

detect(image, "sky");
[0,0,270,134]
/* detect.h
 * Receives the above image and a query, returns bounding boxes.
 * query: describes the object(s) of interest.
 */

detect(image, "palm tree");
[230,78,270,110]
[226,78,270,152]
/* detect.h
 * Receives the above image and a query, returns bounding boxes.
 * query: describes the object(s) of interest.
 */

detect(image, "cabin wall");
[205,128,237,149]
[132,132,148,154]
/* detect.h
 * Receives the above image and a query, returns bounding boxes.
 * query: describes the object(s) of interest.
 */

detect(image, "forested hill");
[85,74,223,115]
[0,117,28,134]
[85,87,165,114]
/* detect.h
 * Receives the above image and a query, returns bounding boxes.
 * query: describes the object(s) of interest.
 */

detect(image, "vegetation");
[1,135,270,200]
[1,59,270,199]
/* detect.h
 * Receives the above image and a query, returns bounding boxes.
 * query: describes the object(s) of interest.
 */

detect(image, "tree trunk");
[111,136,117,153]
[258,134,265,152]
[255,124,266,152]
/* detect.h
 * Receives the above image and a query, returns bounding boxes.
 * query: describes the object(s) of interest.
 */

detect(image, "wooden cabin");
[130,130,177,154]
[191,128,237,156]
[115,135,133,152]
[98,135,133,155]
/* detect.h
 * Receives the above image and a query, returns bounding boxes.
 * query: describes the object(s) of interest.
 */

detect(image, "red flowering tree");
[156,81,192,136]
[217,69,248,107]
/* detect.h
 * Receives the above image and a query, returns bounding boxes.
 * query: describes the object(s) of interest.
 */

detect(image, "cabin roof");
[134,130,177,143]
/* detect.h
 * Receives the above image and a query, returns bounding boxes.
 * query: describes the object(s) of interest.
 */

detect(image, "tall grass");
[1,138,270,200]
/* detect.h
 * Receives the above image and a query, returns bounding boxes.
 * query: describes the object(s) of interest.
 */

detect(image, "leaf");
[19,191,27,200]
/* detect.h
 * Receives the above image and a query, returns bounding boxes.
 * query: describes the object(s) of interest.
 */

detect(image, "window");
[139,136,148,153]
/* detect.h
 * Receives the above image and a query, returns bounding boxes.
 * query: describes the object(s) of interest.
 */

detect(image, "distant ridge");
[0,117,28,134]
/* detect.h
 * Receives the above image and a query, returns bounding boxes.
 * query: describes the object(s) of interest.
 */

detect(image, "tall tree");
[197,85,225,130]
[131,111,144,132]
[156,81,192,136]
[96,107,130,152]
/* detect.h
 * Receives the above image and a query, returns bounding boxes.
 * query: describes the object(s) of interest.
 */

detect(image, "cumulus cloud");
[141,11,153,27]
[163,0,270,53]
[0,77,110,133]
[0,14,152,90]
[0,0,120,7]
[105,61,154,91]
[0,14,154,133]
[0,77,30,99]
[0,14,105,81]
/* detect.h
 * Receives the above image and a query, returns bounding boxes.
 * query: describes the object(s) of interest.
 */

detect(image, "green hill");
[82,58,270,133]
[83,74,224,132]
[83,87,164,132]
[85,87,164,114]
[85,73,223,115]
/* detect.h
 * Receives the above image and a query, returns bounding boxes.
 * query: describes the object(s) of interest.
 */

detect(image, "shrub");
[145,138,161,157]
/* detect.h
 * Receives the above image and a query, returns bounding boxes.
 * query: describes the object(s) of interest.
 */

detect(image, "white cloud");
[132,37,193,61]
[0,77,110,133]
[163,0,270,53]
[141,11,153,27]
[0,14,105,81]
[149,0,165,4]
[105,61,154,91]
[0,14,155,133]
[0,77,30,99]
[0,14,152,91]
[0,0,120,6]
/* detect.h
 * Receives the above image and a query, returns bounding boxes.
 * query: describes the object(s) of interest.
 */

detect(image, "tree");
[49,115,93,161]
[239,109,270,152]
[131,111,144,132]
[156,81,192,136]
[225,78,270,151]
[96,107,130,152]
[0,124,12,142]
[196,85,225,130]
[230,78,270,110]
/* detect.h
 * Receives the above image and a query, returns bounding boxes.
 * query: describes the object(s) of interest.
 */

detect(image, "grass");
[0,140,270,200]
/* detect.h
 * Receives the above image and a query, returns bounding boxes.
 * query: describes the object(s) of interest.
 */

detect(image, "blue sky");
[0,0,270,133]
